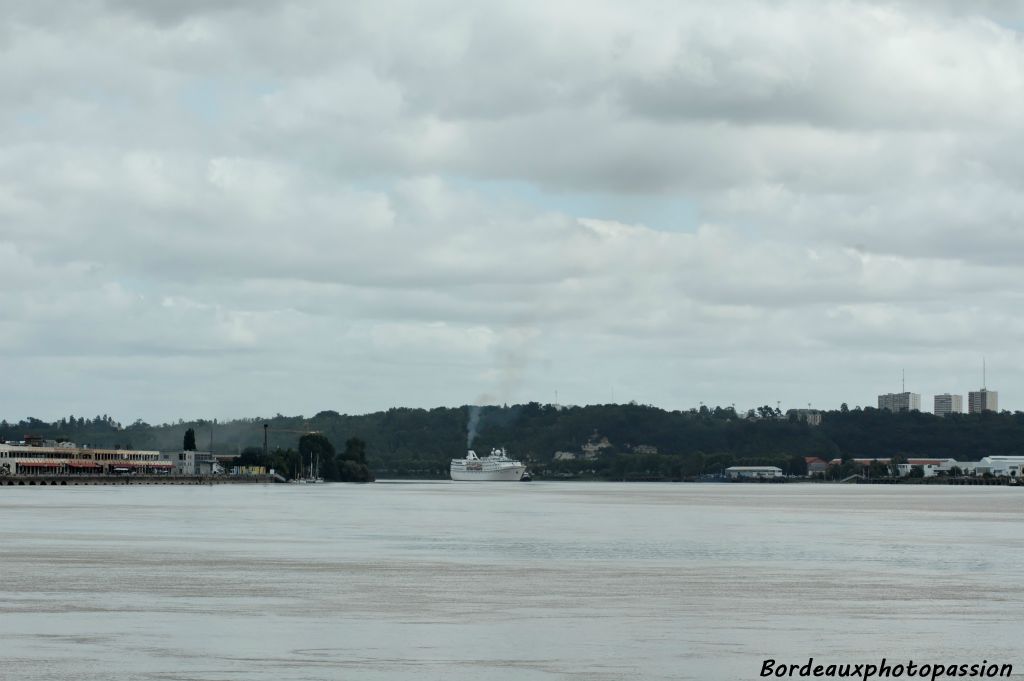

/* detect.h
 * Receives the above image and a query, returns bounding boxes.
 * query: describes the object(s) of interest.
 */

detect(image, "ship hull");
[450,465,526,481]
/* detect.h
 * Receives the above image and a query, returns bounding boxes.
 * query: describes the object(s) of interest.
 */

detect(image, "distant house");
[826,458,894,478]
[581,436,612,460]
[828,457,891,467]
[553,451,577,461]
[725,466,783,479]
[632,445,658,455]
[787,409,822,426]
[903,458,956,478]
[804,457,828,476]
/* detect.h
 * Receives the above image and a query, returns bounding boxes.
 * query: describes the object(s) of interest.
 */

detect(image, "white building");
[725,466,783,479]
[580,436,611,460]
[156,450,223,475]
[160,450,197,474]
[968,389,998,414]
[955,461,978,475]
[974,456,1024,477]
[899,458,957,478]
[786,409,822,426]
[878,392,921,412]
[933,394,963,417]
[193,451,220,475]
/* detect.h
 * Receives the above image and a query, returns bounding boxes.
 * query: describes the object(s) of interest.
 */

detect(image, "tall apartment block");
[934,393,963,416]
[968,389,998,414]
[878,392,921,412]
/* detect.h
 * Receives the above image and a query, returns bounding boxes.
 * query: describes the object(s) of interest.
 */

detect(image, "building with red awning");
[1,442,168,476]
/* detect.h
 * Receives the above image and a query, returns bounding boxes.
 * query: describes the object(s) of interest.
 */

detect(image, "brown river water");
[0,482,1021,680]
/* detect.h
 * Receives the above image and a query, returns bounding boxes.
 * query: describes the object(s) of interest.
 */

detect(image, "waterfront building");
[877,392,920,412]
[725,466,783,479]
[902,458,957,477]
[804,457,828,476]
[0,443,171,476]
[156,449,224,475]
[974,456,1024,477]
[933,393,963,417]
[193,451,220,475]
[160,450,196,474]
[968,389,998,414]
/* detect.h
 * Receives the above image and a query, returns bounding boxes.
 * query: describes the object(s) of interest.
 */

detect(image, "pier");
[945,476,1017,486]
[855,476,1018,486]
[0,475,275,486]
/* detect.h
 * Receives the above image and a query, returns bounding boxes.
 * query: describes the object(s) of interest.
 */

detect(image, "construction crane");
[261,423,324,480]
[261,423,322,457]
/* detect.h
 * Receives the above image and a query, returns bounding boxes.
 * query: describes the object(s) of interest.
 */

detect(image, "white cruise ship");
[450,448,526,481]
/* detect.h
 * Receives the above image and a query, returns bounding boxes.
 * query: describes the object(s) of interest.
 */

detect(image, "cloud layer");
[2,0,1022,421]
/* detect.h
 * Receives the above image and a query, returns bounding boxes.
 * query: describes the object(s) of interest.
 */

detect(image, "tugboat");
[450,448,526,481]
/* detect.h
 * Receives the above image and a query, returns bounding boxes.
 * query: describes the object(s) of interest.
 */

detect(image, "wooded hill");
[4,404,1023,480]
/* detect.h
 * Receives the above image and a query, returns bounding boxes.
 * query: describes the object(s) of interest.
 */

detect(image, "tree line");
[3,404,1023,480]
[229,434,374,483]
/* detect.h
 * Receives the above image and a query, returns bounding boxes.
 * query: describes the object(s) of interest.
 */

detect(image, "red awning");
[66,460,102,468]
[104,460,174,468]
[14,459,64,467]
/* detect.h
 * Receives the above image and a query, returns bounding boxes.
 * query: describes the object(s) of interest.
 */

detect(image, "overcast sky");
[2,0,1023,422]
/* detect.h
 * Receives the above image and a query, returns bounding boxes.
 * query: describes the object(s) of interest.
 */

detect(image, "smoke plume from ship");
[466,405,482,448]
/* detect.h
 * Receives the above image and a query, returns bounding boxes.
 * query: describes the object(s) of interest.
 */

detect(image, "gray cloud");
[1,0,1022,421]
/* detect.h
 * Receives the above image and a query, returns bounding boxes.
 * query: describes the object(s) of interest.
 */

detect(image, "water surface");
[1,483,1021,680]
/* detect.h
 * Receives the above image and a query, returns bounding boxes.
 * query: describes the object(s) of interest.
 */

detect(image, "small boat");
[520,470,532,482]
[290,453,325,483]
